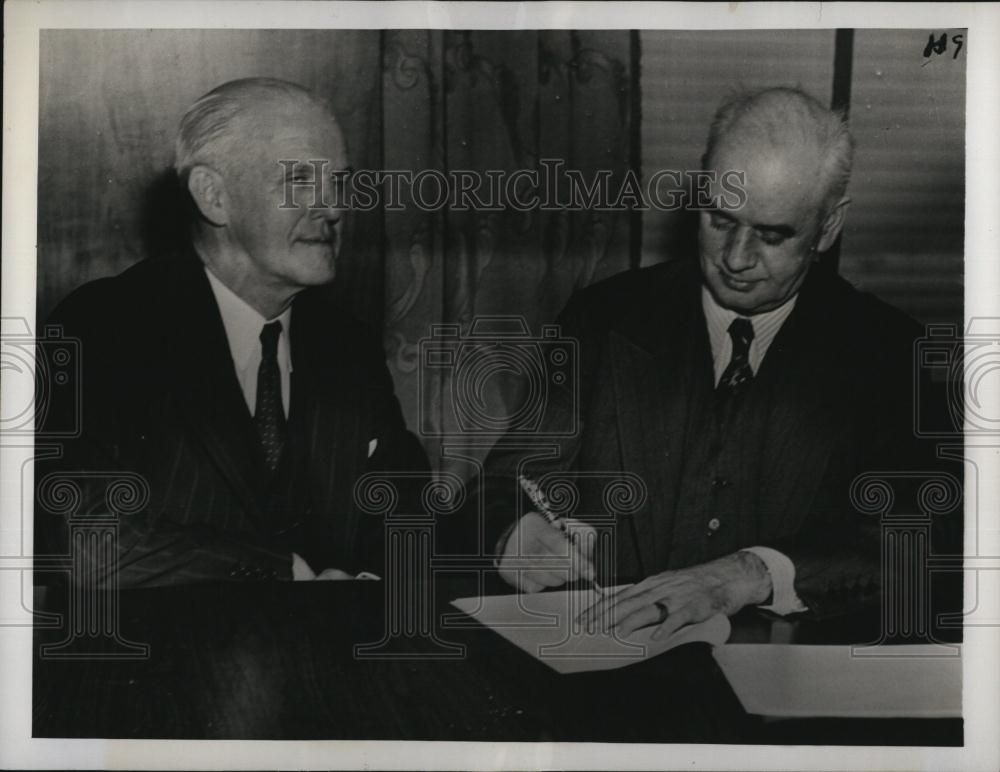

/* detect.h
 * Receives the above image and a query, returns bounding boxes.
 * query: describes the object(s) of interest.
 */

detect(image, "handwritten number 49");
[924,32,964,60]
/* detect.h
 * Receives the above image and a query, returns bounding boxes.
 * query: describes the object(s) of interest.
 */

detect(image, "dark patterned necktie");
[716,317,755,398]
[253,321,287,473]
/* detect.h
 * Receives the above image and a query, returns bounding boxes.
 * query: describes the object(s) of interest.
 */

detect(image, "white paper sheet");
[450,587,731,674]
[713,643,963,718]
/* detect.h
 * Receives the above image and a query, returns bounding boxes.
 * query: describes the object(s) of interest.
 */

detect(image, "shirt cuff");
[741,546,808,615]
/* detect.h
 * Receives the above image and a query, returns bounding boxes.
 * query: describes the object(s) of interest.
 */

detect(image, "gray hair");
[174,77,328,183]
[704,86,855,214]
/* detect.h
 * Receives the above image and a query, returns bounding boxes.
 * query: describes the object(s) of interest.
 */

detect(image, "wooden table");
[32,577,962,744]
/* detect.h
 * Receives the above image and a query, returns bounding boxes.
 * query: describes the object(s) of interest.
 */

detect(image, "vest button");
[711,477,730,489]
[707,517,721,532]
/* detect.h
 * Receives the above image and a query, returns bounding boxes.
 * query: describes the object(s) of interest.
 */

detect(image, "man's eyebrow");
[710,208,796,237]
[282,163,317,178]
[754,223,797,237]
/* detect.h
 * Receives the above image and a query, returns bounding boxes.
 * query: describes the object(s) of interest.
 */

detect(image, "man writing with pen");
[481,86,954,639]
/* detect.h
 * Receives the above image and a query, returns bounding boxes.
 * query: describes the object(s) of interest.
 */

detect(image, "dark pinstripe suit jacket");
[36,251,428,587]
[479,259,958,615]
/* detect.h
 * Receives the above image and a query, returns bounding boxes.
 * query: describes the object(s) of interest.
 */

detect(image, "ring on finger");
[653,600,669,625]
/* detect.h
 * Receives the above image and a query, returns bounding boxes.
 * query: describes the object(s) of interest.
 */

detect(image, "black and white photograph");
[2,1,998,769]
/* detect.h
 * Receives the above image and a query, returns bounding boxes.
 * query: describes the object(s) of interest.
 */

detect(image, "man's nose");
[311,201,343,223]
[722,227,756,272]
[308,203,342,240]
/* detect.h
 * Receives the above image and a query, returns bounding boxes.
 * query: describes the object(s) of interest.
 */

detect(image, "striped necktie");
[716,317,755,398]
[253,320,287,473]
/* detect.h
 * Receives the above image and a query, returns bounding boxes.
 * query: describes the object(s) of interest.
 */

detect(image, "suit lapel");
[288,298,367,567]
[166,255,266,520]
[754,268,844,516]
[609,264,711,574]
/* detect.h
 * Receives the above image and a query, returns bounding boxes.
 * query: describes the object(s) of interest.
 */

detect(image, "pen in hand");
[517,474,603,596]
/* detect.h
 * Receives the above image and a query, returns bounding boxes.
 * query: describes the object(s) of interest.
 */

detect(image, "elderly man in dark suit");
[484,86,952,637]
[37,78,427,586]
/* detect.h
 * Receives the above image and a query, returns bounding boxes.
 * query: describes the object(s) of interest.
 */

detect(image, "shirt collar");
[204,267,293,374]
[701,284,798,353]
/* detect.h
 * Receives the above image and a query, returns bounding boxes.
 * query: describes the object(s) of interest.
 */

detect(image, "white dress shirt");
[700,286,807,615]
[701,286,798,386]
[205,267,293,418]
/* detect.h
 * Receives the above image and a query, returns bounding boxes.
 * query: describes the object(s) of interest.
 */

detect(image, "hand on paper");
[314,568,355,581]
[577,551,772,640]
[291,551,316,581]
[498,512,597,593]
[291,553,355,581]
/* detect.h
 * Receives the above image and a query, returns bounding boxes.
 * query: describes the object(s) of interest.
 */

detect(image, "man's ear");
[186,165,230,227]
[816,196,851,254]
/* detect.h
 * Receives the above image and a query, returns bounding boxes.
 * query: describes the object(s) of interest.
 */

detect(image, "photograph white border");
[3,2,998,770]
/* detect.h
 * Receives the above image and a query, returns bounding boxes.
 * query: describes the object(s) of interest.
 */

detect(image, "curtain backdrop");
[380,30,635,475]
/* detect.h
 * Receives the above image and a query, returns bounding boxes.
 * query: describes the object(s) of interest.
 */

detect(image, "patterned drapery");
[379,30,635,474]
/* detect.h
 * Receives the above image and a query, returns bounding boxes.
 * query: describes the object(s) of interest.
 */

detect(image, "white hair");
[174,77,328,183]
[705,86,855,214]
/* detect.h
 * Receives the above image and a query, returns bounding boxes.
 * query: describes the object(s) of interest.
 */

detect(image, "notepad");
[450,587,731,674]
[712,643,963,718]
